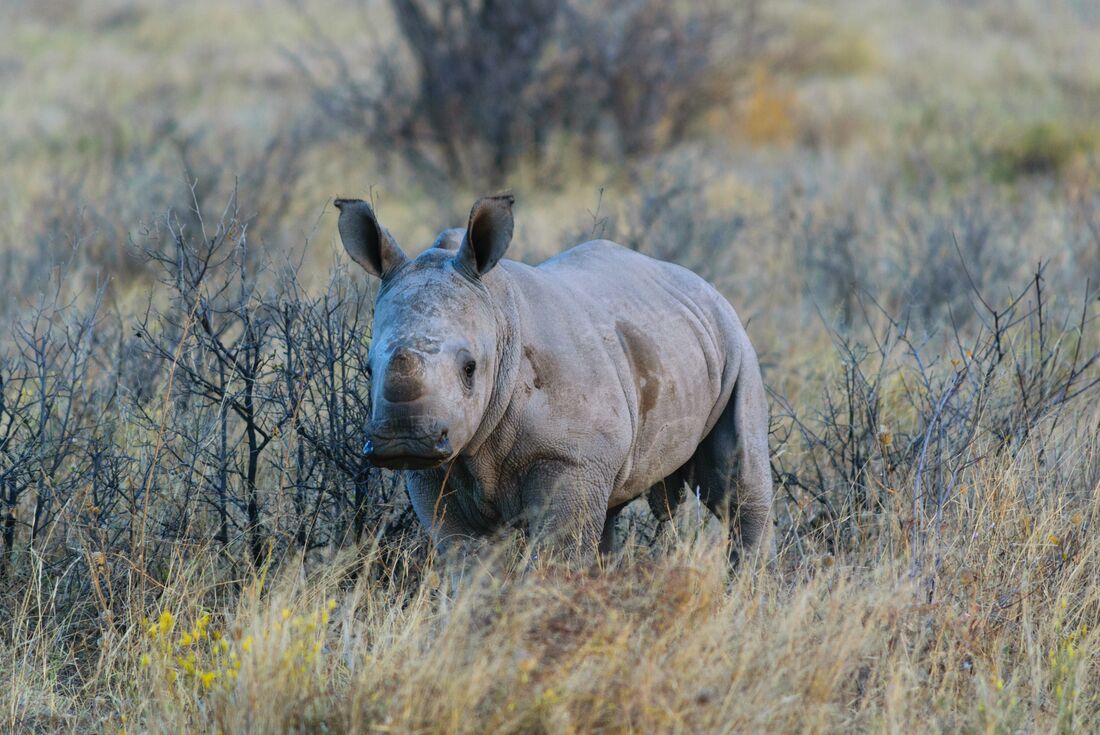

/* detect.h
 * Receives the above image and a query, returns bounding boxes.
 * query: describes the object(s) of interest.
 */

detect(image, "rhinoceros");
[334,194,773,564]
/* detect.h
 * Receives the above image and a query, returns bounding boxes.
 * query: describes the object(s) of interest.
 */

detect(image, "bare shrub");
[771,264,1099,593]
[290,0,759,185]
[135,195,292,567]
[128,192,418,574]
[0,280,109,576]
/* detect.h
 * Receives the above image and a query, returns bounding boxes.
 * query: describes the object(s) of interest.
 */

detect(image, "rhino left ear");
[455,195,514,278]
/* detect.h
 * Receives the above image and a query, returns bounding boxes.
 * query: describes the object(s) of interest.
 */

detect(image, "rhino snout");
[363,418,452,470]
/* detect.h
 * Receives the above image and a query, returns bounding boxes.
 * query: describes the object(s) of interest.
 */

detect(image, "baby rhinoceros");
[335,194,773,565]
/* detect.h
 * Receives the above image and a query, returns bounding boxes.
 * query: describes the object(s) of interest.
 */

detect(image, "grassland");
[0,0,1098,732]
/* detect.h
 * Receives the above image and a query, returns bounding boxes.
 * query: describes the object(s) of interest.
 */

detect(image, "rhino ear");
[334,198,409,279]
[455,195,514,277]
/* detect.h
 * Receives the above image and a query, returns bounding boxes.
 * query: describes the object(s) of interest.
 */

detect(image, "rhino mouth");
[368,450,449,470]
[363,430,452,470]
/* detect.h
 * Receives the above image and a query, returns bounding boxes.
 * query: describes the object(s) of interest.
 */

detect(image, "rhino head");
[334,195,515,470]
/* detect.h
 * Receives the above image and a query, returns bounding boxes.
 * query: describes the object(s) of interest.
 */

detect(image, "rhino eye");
[462,359,476,388]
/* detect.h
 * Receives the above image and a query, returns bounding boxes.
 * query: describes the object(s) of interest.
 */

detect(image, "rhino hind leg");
[645,473,687,524]
[693,357,774,566]
[599,503,625,555]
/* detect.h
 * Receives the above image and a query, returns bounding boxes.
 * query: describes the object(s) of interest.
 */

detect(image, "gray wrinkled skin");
[334,195,773,565]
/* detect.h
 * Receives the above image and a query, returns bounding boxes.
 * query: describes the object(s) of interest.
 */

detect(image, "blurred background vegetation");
[1,1,1099,731]
[3,0,1098,299]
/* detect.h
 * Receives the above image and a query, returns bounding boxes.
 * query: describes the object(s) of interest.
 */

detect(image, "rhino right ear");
[455,194,514,278]
[334,198,409,279]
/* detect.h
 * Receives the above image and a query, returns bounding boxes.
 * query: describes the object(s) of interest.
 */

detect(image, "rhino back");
[492,240,744,506]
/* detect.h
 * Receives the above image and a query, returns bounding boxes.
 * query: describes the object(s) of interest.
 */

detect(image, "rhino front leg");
[406,467,481,556]
[521,460,611,565]
[406,467,494,596]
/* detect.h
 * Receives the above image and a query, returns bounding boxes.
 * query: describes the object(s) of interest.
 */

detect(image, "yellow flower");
[159,610,175,633]
[281,608,291,621]
[178,633,193,647]
[199,671,218,689]
[140,654,151,668]
[1049,534,1061,546]
[327,599,337,611]
[241,636,253,653]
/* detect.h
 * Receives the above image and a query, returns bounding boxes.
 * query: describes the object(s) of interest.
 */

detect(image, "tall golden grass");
[3,414,1096,733]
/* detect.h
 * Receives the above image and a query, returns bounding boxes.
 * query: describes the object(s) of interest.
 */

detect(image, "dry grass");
[2,420,1097,734]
